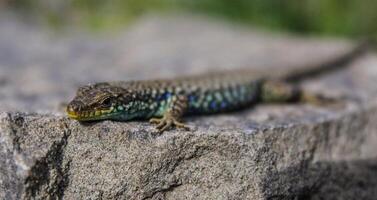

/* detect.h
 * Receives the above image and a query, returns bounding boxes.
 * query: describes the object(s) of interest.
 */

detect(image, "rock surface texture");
[0,15,377,200]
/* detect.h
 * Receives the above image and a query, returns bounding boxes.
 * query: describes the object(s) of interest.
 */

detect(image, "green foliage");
[6,0,377,37]
[179,0,377,38]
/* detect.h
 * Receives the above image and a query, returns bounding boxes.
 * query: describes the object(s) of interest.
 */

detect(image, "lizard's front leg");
[149,95,190,133]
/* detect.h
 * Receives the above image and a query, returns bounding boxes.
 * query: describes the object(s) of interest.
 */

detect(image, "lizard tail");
[282,39,374,83]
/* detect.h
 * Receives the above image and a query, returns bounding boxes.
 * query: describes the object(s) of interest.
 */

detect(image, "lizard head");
[66,83,132,121]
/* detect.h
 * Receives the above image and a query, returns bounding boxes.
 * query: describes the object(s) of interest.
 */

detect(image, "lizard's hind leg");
[261,80,301,103]
[261,80,341,106]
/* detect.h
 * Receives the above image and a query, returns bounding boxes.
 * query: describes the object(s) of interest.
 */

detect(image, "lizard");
[66,42,369,133]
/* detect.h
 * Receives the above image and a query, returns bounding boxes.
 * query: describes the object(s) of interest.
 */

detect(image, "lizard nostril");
[67,101,83,112]
[66,104,75,112]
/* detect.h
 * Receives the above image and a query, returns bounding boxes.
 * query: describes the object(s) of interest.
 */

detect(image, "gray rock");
[1,14,377,199]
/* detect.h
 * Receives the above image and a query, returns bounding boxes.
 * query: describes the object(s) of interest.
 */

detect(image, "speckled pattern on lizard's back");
[66,42,370,132]
[65,70,310,133]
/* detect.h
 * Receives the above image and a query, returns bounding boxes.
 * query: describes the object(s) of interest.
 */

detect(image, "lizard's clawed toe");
[149,118,161,124]
[149,116,190,133]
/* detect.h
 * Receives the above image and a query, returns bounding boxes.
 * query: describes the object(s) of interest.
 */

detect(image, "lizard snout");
[66,100,85,119]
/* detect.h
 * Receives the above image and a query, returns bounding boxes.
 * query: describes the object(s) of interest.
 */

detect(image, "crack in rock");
[23,123,71,199]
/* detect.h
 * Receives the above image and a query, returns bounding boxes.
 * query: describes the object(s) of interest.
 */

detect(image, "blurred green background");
[4,0,377,38]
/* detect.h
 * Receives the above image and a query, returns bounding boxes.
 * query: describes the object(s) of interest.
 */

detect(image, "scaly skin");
[66,71,312,133]
[66,42,369,132]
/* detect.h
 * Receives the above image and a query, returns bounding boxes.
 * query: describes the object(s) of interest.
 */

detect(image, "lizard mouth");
[66,107,114,121]
[66,110,80,119]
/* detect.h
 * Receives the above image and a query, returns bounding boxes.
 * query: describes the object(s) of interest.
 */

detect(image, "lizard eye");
[101,98,112,107]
